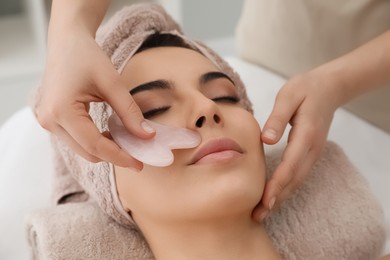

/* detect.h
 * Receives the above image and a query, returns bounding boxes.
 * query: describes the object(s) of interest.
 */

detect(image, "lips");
[189,138,243,165]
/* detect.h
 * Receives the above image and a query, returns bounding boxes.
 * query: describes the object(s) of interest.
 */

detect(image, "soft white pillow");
[0,107,53,259]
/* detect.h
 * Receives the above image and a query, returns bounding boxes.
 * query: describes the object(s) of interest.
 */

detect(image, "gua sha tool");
[108,113,201,167]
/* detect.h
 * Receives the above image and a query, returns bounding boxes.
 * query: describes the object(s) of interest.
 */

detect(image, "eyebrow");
[129,71,235,95]
[199,71,235,86]
[130,80,172,95]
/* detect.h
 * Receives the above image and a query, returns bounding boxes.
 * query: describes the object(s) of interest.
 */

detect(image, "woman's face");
[115,47,266,225]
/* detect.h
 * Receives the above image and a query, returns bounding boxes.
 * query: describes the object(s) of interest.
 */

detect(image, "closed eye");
[143,106,170,119]
[142,96,239,118]
[212,96,240,103]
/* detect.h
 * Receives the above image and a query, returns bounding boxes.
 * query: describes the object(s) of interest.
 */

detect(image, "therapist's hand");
[253,70,341,222]
[35,31,155,170]
[252,31,390,222]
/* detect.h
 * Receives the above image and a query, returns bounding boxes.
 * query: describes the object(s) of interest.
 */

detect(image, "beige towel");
[25,142,385,260]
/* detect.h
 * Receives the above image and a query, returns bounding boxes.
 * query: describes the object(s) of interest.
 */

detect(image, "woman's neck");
[136,214,281,260]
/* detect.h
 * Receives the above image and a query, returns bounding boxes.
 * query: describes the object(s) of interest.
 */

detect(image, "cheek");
[226,108,263,151]
[227,109,266,190]
[115,165,192,221]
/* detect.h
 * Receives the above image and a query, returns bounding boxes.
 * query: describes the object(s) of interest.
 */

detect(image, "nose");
[195,114,221,128]
[191,99,223,129]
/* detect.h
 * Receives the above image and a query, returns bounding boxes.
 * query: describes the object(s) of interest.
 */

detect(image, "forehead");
[121,47,219,87]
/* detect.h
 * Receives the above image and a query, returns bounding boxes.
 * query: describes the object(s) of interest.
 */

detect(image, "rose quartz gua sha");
[108,113,201,167]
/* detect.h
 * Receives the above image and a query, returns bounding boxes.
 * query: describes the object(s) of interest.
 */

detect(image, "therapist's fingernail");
[269,196,276,210]
[141,121,155,134]
[263,129,277,140]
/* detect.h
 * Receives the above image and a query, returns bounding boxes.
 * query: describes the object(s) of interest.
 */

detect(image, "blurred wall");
[181,0,242,40]
[0,0,23,16]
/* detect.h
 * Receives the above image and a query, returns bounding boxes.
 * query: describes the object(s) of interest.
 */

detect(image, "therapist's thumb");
[102,82,155,139]
[262,109,291,145]
[262,90,301,144]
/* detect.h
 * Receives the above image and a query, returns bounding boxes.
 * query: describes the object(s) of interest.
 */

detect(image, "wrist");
[48,0,109,44]
[309,60,353,108]
[46,28,93,60]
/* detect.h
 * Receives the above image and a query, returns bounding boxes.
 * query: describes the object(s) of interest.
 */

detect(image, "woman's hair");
[135,32,193,54]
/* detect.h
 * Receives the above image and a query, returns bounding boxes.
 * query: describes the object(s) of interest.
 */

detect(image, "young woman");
[112,33,281,259]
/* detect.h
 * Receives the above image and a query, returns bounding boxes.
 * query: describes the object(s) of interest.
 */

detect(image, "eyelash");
[212,95,240,103]
[142,96,240,119]
[143,106,170,118]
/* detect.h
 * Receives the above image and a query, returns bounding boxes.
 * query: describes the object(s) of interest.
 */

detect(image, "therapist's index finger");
[263,132,310,205]
[63,114,143,169]
[103,83,155,139]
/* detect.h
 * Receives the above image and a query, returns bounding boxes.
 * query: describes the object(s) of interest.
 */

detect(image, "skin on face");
[114,47,266,227]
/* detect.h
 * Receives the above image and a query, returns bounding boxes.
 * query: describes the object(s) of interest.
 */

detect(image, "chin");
[199,170,264,220]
